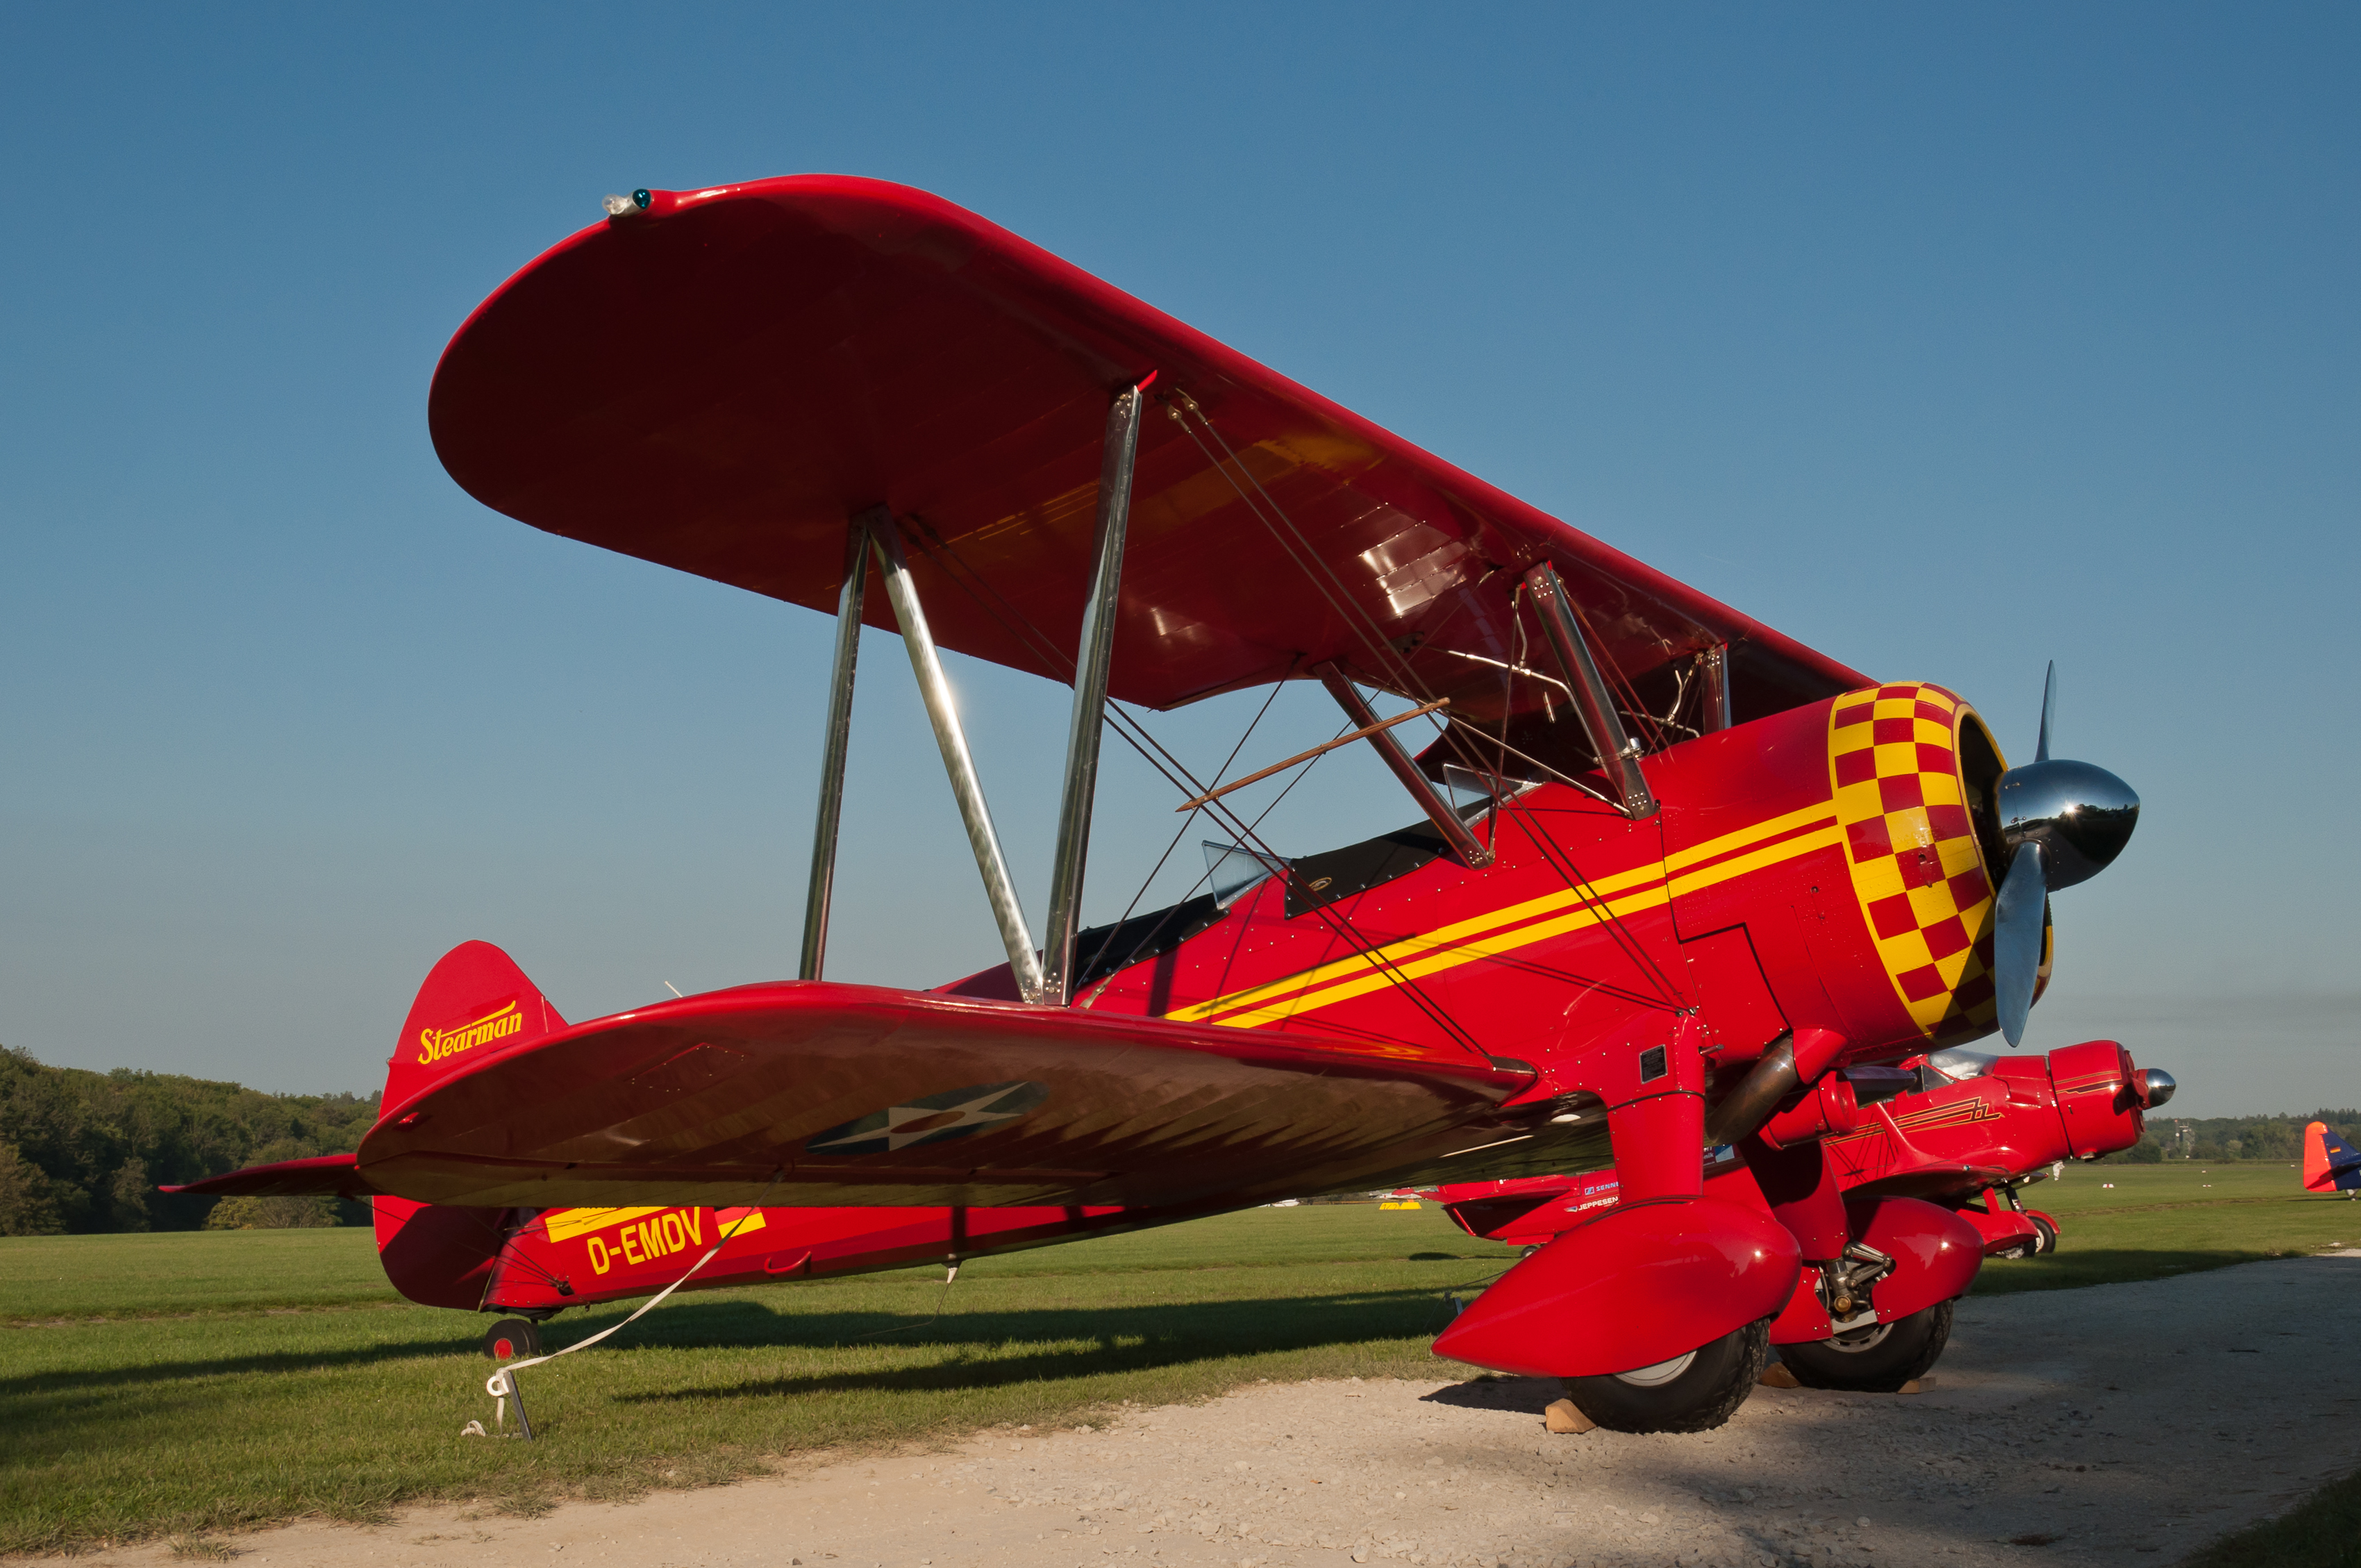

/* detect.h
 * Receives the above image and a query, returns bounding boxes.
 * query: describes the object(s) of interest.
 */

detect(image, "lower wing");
[351,980,1537,1211]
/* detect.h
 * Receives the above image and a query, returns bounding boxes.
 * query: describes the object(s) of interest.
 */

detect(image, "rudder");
[373,1194,510,1310]
[371,941,565,1310]
[382,940,566,1119]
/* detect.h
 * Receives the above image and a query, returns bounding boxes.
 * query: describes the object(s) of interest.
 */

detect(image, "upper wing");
[349,980,1542,1211]
[428,177,1868,728]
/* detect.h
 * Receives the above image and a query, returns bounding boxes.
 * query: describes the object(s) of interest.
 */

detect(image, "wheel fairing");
[1432,1196,1801,1378]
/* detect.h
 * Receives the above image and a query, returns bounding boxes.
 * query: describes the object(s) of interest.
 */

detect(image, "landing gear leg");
[1560,1319,1770,1433]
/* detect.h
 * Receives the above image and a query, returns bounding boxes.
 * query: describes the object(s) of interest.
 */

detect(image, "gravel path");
[35,1253,2361,1568]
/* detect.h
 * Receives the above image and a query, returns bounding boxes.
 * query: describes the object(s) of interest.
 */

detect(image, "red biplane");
[175,176,2146,1433]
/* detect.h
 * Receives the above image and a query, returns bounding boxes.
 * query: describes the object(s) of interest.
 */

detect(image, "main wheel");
[1998,1215,2058,1258]
[1560,1319,1769,1433]
[1777,1299,1953,1393]
[481,1317,542,1361]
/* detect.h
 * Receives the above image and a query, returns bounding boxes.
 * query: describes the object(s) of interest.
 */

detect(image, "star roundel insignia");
[803,1080,1049,1157]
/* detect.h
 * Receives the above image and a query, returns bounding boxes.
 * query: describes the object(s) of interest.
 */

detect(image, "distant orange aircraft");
[2305,1122,2361,1197]
[178,176,2144,1435]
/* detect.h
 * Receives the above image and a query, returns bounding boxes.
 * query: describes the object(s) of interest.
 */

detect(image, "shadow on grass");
[0,1333,485,1396]
[610,1287,1458,1403]
[1,1286,1463,1402]
[1970,1248,2327,1294]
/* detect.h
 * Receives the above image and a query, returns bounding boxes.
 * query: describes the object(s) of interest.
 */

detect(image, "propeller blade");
[1992,842,2048,1047]
[2035,662,2055,764]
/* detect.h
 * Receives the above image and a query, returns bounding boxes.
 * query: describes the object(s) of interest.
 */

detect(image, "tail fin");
[381,940,566,1119]
[371,942,565,1309]
[2305,1121,2361,1193]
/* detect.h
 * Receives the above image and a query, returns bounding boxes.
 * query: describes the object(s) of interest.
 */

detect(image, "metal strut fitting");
[1523,563,1658,819]
[1700,644,1733,733]
[1042,384,1145,1006]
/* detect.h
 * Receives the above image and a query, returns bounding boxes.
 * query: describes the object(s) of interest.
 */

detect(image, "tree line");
[3,1041,2354,1234]
[0,1046,376,1235]
[2110,1110,2361,1164]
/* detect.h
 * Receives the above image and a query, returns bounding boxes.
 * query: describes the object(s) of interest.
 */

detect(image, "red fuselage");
[376,681,2083,1361]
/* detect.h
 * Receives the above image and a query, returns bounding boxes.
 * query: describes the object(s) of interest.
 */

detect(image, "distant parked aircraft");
[2303,1122,2361,1197]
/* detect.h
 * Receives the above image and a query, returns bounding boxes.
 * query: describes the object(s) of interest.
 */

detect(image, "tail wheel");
[1560,1319,1769,1433]
[1778,1299,1953,1393]
[481,1317,542,1361]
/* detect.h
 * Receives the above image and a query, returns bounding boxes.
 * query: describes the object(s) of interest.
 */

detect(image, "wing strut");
[868,514,1046,999]
[1524,565,1660,819]
[799,514,873,980]
[1315,663,1494,867]
[1042,385,1146,1006]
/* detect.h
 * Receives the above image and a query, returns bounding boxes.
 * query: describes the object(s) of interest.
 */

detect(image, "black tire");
[1778,1300,1952,1393]
[2031,1217,2058,1255]
[481,1317,542,1361]
[1560,1319,1769,1433]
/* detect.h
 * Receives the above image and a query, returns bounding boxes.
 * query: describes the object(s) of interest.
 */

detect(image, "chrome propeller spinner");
[1991,663,2140,1046]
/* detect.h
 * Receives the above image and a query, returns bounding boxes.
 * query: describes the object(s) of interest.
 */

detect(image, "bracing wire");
[1071,677,1299,989]
[906,406,1695,1042]
[1165,399,1561,813]
[1164,398,1683,1011]
[896,519,1492,1057]
[1076,716,1350,1008]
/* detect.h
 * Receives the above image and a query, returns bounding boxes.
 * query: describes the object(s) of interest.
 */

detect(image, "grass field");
[3,1165,2353,1555]
[0,1205,1520,1552]
[1960,1160,2354,1293]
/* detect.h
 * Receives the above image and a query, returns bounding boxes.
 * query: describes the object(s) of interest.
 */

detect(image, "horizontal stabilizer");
[160,1152,369,1199]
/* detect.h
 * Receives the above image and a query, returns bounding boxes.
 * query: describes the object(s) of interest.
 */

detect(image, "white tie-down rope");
[478,1176,780,1434]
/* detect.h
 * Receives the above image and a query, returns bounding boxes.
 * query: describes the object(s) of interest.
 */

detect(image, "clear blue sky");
[1,6,2351,1117]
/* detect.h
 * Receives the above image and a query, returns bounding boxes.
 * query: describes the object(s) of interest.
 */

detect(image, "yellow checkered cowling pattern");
[1828,684,2003,1042]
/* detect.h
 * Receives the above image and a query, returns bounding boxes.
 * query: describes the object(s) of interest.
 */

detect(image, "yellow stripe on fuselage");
[1171,801,1842,1029]
[543,1206,669,1243]
[1662,801,1838,875]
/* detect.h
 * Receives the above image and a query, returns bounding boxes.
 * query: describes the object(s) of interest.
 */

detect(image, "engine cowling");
[1662,683,2044,1062]
[2046,1039,2151,1159]
[1819,684,2033,1047]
